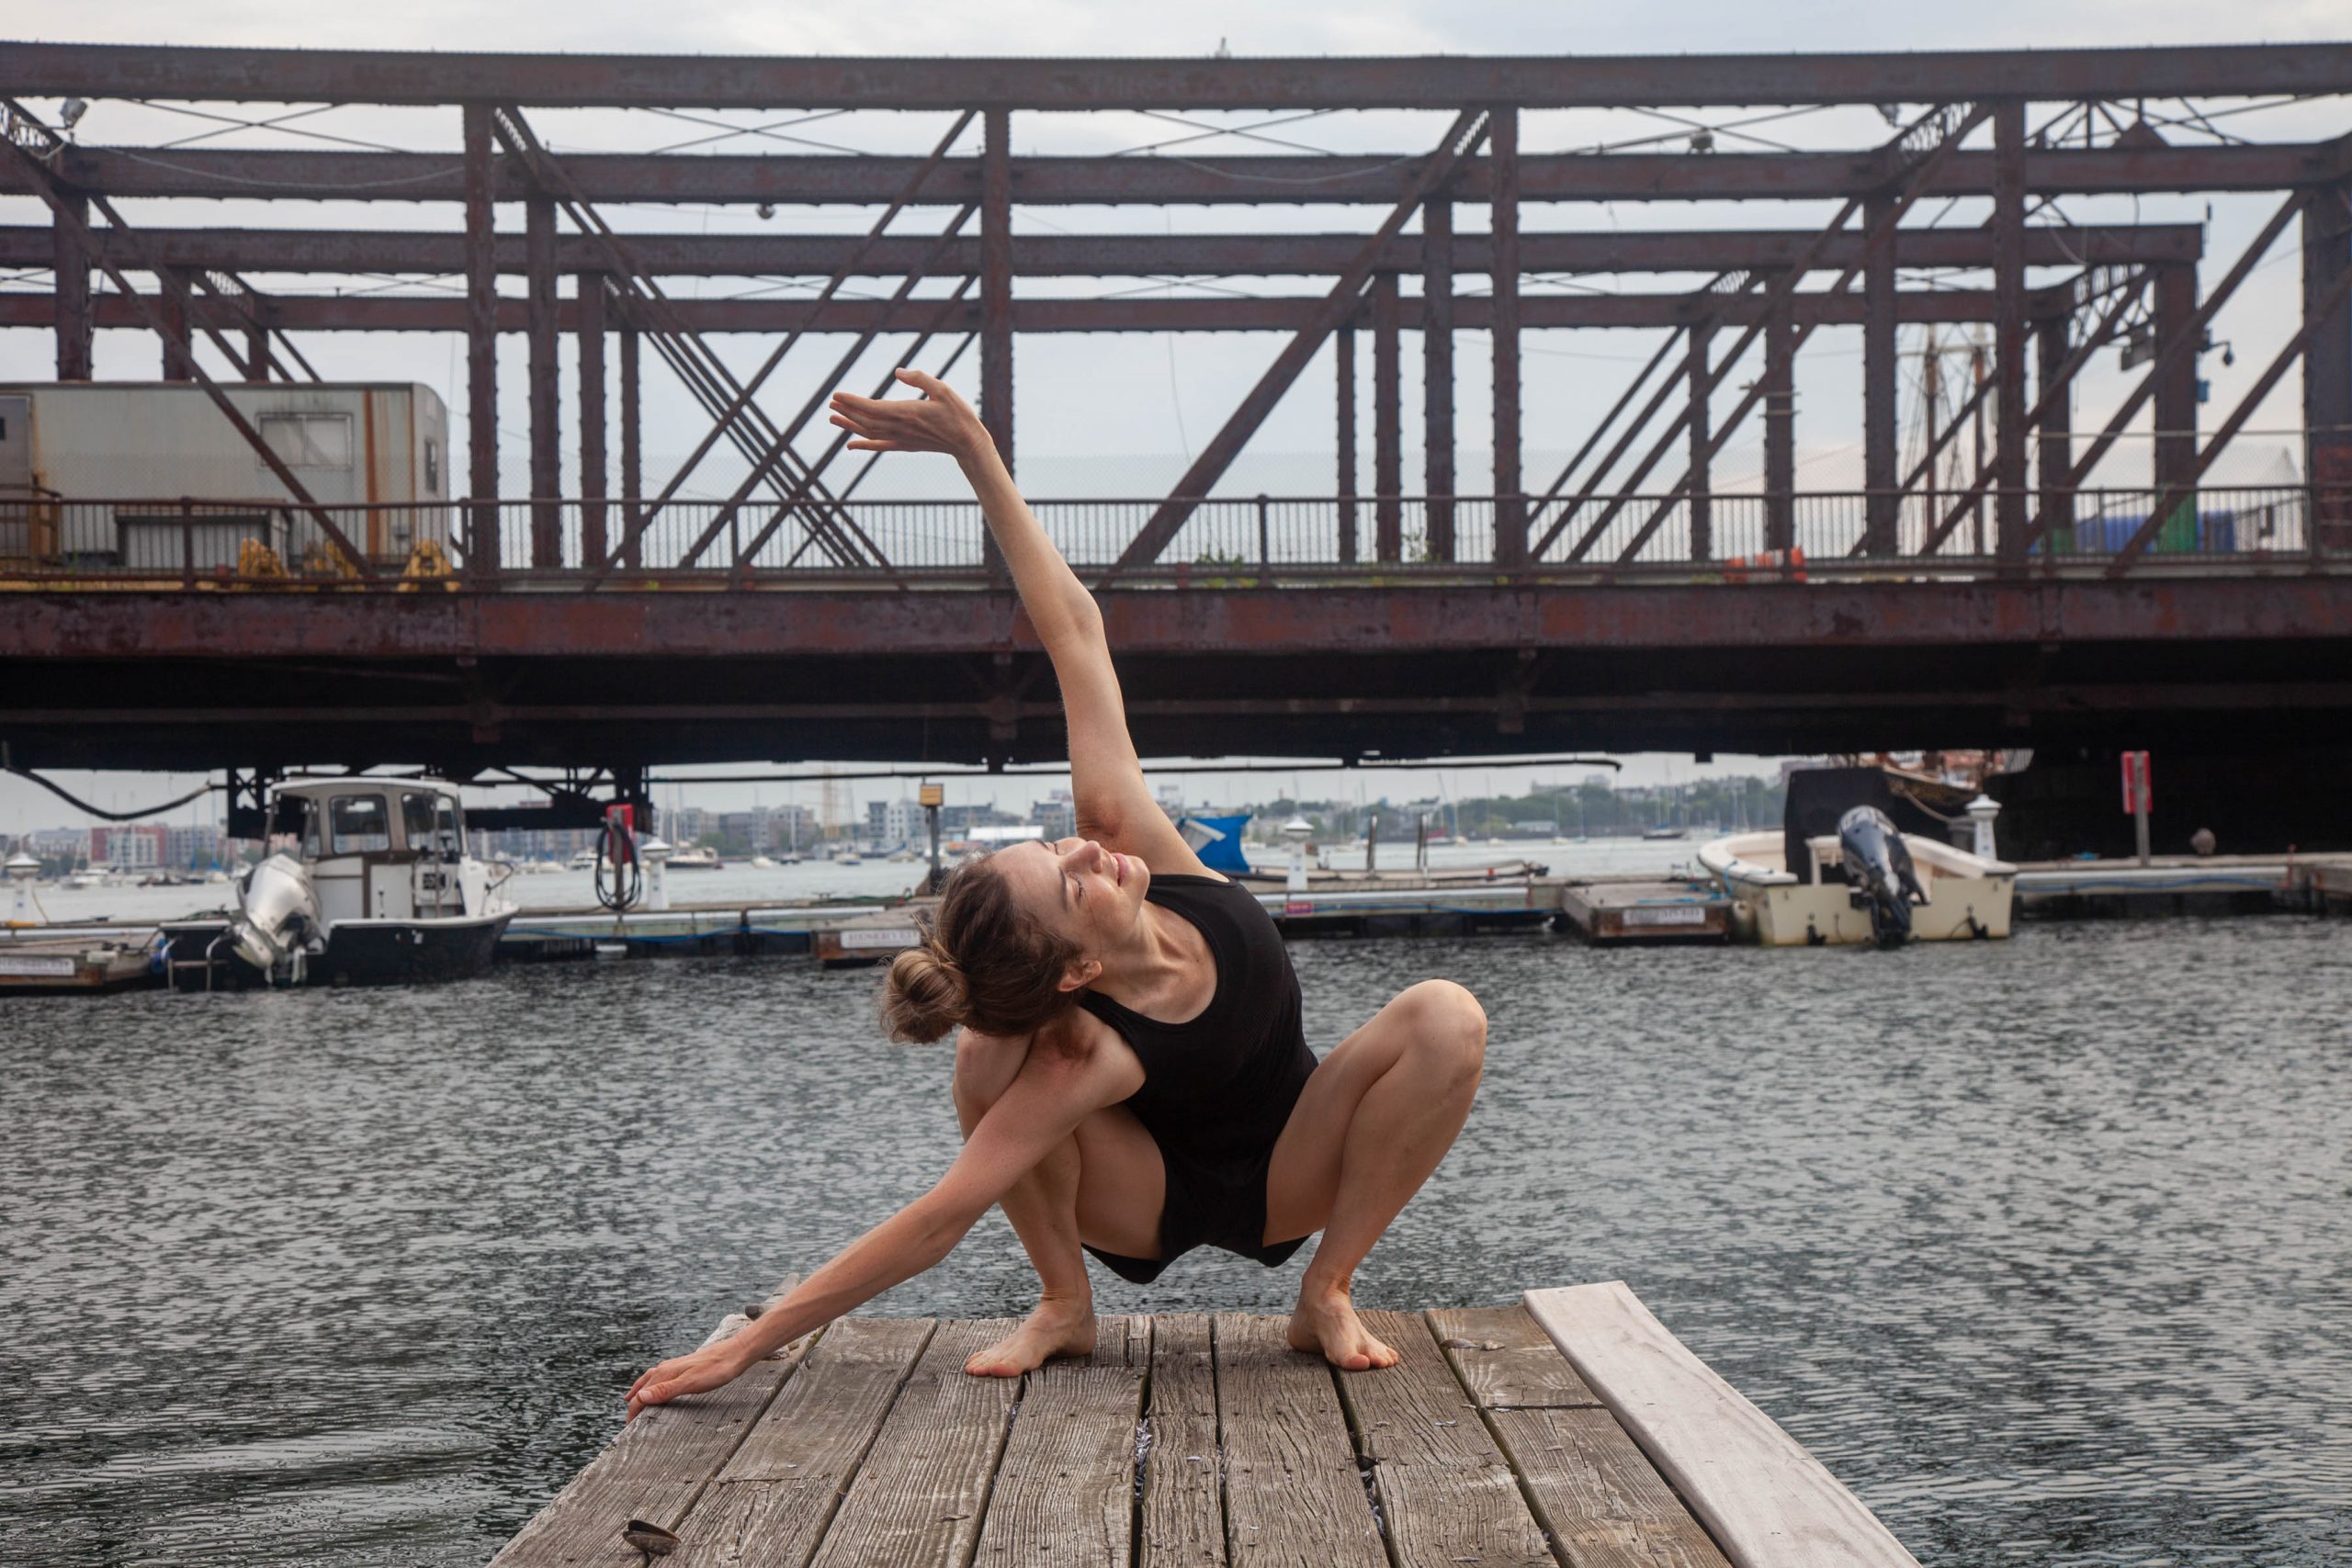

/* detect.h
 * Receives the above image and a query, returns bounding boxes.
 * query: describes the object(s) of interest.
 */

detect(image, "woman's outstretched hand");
[625,1337,752,1422]
[829,367,989,457]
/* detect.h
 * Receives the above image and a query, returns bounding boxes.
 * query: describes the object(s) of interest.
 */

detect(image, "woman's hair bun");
[880,936,970,1043]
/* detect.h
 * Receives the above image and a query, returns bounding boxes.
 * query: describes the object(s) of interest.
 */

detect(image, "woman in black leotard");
[627,370,1486,1415]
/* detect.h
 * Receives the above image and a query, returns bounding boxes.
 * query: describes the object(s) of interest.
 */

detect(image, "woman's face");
[994,836,1150,968]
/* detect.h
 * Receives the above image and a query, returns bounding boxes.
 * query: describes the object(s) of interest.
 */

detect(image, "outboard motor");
[1837,806,1928,948]
[227,852,323,981]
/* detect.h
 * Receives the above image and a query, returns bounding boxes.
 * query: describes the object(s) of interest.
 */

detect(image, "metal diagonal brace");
[0,99,374,577]
[487,106,871,570]
[2106,258,2352,574]
[1602,102,1996,565]
[1904,267,2151,558]
[2018,186,2313,553]
[673,212,979,572]
[1102,107,1491,583]
[638,109,976,534]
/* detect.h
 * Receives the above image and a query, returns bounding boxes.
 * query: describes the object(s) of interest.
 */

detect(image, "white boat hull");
[1701,829,2015,946]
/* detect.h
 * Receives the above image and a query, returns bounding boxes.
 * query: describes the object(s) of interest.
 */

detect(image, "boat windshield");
[329,794,392,854]
[266,795,320,859]
[402,792,463,857]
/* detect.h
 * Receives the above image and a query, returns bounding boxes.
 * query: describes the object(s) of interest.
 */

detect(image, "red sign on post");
[2120,751,2153,815]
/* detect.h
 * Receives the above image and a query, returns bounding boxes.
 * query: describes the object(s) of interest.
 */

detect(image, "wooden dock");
[1557,880,1731,945]
[491,1281,1918,1568]
[0,935,153,992]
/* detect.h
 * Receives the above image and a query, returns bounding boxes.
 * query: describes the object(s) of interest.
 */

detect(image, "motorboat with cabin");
[1702,766,2013,949]
[162,777,514,987]
[667,844,723,871]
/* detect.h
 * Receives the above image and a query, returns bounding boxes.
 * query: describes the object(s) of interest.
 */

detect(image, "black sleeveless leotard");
[1075,874,1317,1284]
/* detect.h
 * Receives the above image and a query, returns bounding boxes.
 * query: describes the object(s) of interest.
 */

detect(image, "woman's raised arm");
[828,370,1207,873]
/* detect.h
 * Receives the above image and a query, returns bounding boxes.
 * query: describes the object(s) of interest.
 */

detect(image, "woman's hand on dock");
[829,368,989,458]
[625,1339,750,1422]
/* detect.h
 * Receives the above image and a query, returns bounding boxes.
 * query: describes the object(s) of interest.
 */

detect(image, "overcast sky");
[5,9,2346,831]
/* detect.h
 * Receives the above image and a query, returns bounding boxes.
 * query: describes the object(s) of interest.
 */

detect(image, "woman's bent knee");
[1396,979,1487,1083]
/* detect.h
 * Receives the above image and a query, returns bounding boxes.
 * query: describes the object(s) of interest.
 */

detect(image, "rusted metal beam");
[578,274,607,566]
[1993,102,2030,565]
[2152,265,2200,495]
[1109,109,1491,580]
[0,223,2209,278]
[2309,182,2352,548]
[2109,260,2352,573]
[2037,314,2075,550]
[1861,195,1899,555]
[526,192,561,566]
[51,191,90,379]
[1373,274,1401,562]
[618,324,641,570]
[1335,318,1358,564]
[1687,323,1713,561]
[32,143,2352,207]
[981,108,1013,586]
[463,103,500,573]
[1763,290,1797,553]
[16,41,2352,107]
[3,284,2053,336]
[1423,194,1455,561]
[1524,324,1689,554]
[1491,103,1522,570]
[0,99,373,577]
[158,276,193,380]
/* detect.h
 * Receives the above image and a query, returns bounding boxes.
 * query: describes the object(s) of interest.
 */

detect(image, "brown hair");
[880,852,1084,1043]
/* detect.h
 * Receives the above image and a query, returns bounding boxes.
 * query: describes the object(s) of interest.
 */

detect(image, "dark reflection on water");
[4,919,2349,1566]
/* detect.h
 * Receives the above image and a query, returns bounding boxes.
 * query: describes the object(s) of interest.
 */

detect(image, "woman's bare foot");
[1287,1280,1399,1371]
[966,1297,1098,1378]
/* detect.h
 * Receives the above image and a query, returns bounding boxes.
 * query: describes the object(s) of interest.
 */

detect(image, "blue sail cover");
[1178,813,1254,874]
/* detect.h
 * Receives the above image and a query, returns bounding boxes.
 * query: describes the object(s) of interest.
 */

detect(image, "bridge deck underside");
[5,579,2346,770]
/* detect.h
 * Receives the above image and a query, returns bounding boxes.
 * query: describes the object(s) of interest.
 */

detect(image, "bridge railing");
[2,487,2344,585]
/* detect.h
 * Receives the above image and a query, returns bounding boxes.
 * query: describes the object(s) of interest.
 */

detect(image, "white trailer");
[0,381,451,570]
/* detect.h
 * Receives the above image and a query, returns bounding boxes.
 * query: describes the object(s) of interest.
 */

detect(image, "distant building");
[90,824,166,868]
[165,821,226,868]
[658,805,712,845]
[866,797,926,845]
[1035,790,1076,841]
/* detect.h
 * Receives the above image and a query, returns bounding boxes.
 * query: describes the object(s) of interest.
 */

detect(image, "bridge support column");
[462,104,501,575]
[981,107,1013,584]
[2306,180,2352,551]
[526,191,561,567]
[1763,287,1795,554]
[1374,272,1402,562]
[1688,321,1713,561]
[1422,194,1454,561]
[1336,317,1357,563]
[159,269,194,381]
[2038,311,2075,552]
[244,321,274,381]
[1994,101,2030,566]
[1490,105,1523,570]
[618,323,642,570]
[2154,264,2200,496]
[577,273,607,567]
[54,193,91,380]
[1863,194,1899,556]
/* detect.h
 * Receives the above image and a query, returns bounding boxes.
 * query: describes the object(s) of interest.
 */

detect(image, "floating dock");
[0,935,154,992]
[1557,878,1732,944]
[490,1280,1918,1568]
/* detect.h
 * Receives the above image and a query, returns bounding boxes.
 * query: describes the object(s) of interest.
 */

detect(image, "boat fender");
[1804,919,1826,946]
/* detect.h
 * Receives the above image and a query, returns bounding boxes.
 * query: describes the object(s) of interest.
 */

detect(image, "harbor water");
[4,897,2347,1564]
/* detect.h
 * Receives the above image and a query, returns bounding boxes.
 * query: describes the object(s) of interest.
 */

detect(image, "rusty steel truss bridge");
[2,41,2350,818]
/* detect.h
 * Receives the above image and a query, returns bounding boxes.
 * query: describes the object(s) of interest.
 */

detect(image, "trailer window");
[423,436,441,493]
[259,412,353,470]
[328,794,391,854]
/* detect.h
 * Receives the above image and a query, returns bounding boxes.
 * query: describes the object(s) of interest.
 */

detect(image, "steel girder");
[11,41,2352,107]
[0,223,2207,279]
[19,142,2349,206]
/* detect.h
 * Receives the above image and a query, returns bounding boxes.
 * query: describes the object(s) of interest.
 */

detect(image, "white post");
[1964,795,2002,861]
[640,836,673,911]
[1282,815,1313,895]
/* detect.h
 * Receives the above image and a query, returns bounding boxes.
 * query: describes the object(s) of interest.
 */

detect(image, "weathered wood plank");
[1211,1314,1385,1568]
[970,1345,1146,1566]
[1138,1314,1224,1568]
[1427,1303,1602,1410]
[670,1317,937,1568]
[805,1317,1024,1568]
[1523,1282,1921,1568]
[490,1303,822,1568]
[1334,1309,1552,1568]
[1487,1406,1732,1568]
